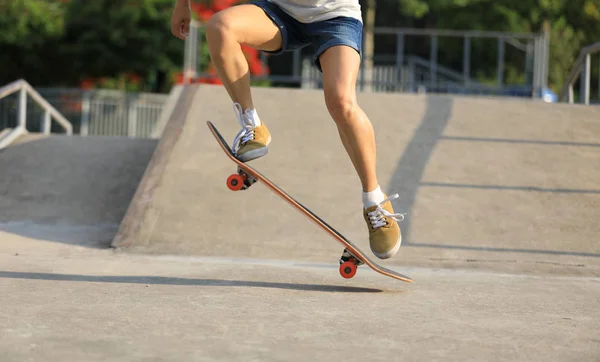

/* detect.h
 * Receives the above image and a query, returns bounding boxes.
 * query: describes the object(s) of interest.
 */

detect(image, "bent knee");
[325,90,357,122]
[206,11,236,42]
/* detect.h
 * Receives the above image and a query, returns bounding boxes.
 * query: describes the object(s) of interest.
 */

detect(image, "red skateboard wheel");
[339,261,357,279]
[227,174,244,191]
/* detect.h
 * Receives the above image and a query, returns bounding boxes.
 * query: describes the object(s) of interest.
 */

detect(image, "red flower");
[80,78,95,89]
[212,0,236,12]
[191,3,214,22]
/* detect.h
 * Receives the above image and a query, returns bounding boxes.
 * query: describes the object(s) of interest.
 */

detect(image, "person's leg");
[206,2,298,161]
[205,4,281,111]
[319,44,404,259]
[319,46,378,193]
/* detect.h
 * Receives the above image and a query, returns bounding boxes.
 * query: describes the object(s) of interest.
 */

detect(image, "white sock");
[362,185,385,208]
[246,108,261,127]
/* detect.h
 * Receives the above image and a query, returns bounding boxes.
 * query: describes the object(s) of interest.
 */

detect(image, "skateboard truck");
[226,166,257,191]
[339,248,365,279]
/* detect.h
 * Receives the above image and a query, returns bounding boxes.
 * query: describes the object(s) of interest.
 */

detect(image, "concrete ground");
[1,85,600,361]
[1,235,599,362]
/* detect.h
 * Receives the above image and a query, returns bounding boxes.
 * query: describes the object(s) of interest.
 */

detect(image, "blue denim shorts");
[248,0,363,72]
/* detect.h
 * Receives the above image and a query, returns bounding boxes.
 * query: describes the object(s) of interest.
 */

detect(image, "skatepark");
[1,84,600,361]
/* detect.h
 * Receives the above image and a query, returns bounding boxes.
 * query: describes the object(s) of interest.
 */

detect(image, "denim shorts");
[248,0,363,72]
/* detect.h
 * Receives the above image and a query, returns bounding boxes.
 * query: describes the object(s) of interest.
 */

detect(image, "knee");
[324,88,357,124]
[206,11,235,44]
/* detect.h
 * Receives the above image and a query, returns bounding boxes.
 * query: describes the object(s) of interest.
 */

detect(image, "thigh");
[248,0,311,54]
[308,16,363,72]
[208,4,283,52]
[319,45,361,99]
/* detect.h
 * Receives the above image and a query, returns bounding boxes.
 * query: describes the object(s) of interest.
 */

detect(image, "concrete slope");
[112,84,600,277]
[0,133,157,247]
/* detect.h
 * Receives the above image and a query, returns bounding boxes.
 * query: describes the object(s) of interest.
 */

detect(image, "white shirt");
[267,0,362,23]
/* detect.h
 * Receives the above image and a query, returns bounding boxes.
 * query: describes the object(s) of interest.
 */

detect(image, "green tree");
[0,0,185,91]
[0,0,64,44]
[374,0,600,92]
[61,0,184,91]
[0,0,67,85]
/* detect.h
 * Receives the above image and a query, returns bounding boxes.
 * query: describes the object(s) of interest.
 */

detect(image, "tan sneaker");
[363,194,404,259]
[231,103,271,162]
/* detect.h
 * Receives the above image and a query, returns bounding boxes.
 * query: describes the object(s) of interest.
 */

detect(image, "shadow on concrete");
[385,95,600,259]
[386,95,454,244]
[0,135,157,248]
[421,182,600,194]
[441,136,600,148]
[0,271,384,293]
[407,242,600,258]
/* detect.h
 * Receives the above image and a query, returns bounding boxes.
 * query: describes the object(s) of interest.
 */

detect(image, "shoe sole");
[238,147,268,162]
[373,234,402,259]
[237,135,271,162]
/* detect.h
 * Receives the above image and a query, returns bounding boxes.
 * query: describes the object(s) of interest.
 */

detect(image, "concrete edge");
[150,85,184,139]
[0,127,29,150]
[0,128,12,139]
[111,84,199,249]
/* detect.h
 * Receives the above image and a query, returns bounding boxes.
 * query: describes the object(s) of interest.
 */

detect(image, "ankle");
[362,185,385,208]
[246,108,261,127]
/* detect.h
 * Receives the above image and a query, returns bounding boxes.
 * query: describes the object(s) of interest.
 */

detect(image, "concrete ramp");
[112,84,600,277]
[0,134,157,247]
[398,95,600,275]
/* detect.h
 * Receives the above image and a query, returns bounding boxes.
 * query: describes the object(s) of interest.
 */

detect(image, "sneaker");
[363,194,405,259]
[231,102,271,162]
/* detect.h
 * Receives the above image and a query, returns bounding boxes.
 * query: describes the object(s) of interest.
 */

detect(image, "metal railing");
[183,21,549,98]
[559,42,600,105]
[358,27,548,95]
[0,87,168,138]
[78,89,167,137]
[0,79,72,149]
[299,55,488,93]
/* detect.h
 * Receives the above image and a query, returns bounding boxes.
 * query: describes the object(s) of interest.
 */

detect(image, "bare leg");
[205,5,282,110]
[319,46,379,193]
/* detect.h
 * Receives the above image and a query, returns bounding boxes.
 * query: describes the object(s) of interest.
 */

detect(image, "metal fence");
[0,87,168,137]
[559,42,600,105]
[0,79,73,149]
[183,21,550,99]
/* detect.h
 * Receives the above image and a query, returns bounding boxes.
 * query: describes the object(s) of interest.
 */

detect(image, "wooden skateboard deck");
[207,121,412,283]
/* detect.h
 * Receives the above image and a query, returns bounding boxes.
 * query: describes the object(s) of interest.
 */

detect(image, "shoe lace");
[231,103,256,154]
[367,194,405,229]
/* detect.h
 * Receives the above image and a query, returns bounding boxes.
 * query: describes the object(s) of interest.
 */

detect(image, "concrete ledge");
[150,85,184,139]
[109,84,600,277]
[111,85,199,249]
[0,126,28,150]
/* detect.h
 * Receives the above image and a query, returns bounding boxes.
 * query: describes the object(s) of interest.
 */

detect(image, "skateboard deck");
[207,121,412,283]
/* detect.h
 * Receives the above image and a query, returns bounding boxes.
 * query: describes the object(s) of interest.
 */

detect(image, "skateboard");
[207,121,412,283]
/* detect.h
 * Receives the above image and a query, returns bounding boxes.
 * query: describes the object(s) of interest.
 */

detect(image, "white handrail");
[0,79,72,149]
[558,42,600,104]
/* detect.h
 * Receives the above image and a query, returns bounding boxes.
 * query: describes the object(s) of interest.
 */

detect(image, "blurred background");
[0,0,598,140]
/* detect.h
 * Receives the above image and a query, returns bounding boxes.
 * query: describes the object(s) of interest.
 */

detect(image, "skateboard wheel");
[339,261,357,279]
[227,174,244,191]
